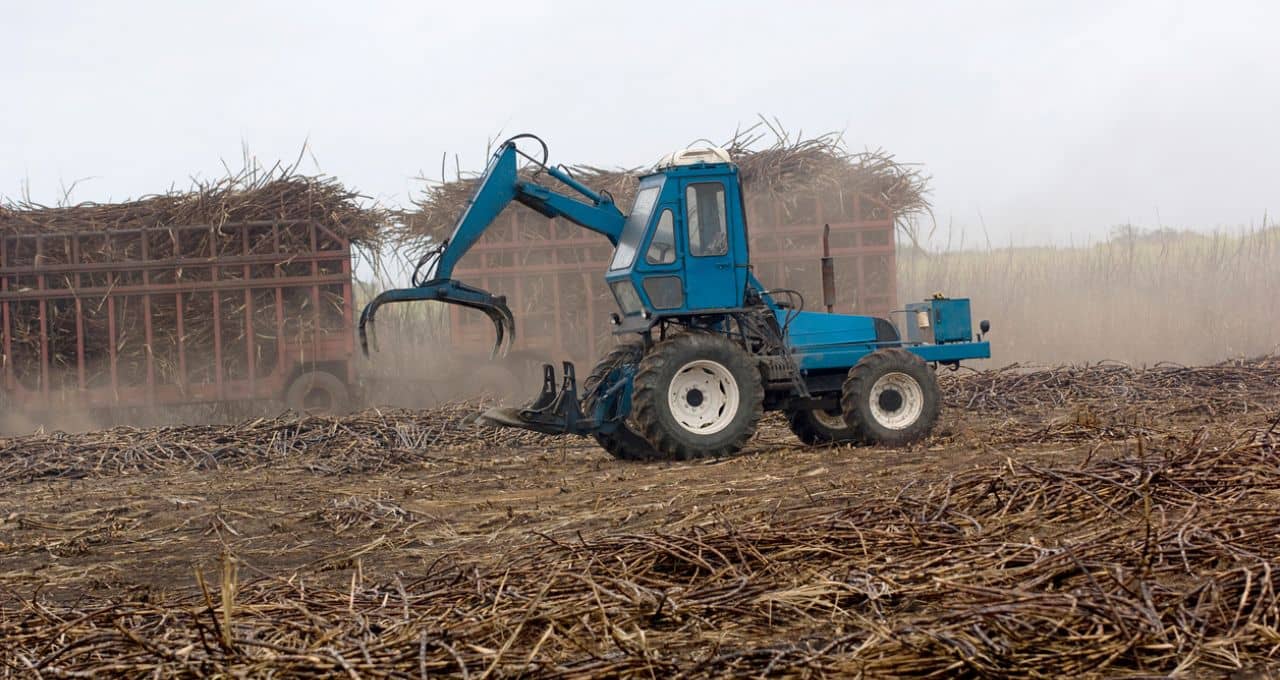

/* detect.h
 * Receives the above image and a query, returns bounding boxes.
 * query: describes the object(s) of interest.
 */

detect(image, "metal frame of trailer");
[0,220,354,414]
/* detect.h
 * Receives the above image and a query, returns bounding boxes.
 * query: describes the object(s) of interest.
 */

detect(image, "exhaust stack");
[821,223,835,313]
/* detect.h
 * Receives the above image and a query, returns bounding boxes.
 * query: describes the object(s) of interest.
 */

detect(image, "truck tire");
[285,370,352,416]
[840,348,940,447]
[632,332,763,460]
[786,406,864,445]
[581,343,658,461]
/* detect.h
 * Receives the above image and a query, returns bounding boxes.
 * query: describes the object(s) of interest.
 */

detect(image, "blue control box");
[904,298,973,344]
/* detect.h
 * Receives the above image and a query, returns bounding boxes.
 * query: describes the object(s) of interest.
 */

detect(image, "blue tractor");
[361,135,990,460]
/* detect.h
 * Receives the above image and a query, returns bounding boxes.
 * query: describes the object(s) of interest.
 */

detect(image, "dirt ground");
[0,408,1084,601]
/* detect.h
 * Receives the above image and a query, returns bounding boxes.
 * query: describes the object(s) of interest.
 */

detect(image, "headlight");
[610,281,643,315]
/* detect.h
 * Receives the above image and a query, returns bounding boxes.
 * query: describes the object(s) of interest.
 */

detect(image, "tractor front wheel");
[840,348,940,447]
[632,332,763,460]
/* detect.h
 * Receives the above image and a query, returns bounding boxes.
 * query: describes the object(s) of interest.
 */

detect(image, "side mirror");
[980,320,991,334]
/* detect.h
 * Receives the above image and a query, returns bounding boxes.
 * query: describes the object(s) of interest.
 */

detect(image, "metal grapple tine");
[357,278,515,359]
[481,302,516,359]
[357,291,387,355]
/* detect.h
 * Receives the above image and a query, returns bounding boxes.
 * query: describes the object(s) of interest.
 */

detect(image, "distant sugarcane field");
[900,225,1279,365]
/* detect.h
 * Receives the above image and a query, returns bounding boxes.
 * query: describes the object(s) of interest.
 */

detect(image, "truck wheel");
[786,406,864,445]
[581,343,658,461]
[632,332,763,460]
[285,370,351,416]
[840,348,939,447]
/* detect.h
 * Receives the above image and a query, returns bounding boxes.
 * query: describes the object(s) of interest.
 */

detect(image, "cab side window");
[686,182,727,256]
[645,209,676,265]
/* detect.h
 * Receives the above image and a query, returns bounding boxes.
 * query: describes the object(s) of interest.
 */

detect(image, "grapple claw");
[358,278,515,358]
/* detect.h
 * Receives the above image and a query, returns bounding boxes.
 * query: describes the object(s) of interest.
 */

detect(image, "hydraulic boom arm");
[359,135,626,357]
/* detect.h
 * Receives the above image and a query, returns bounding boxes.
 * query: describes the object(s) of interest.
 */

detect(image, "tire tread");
[631,332,764,460]
[840,348,940,447]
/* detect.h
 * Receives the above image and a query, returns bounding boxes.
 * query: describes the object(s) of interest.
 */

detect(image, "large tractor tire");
[786,406,864,446]
[632,332,764,460]
[581,343,659,461]
[840,348,940,447]
[285,370,352,416]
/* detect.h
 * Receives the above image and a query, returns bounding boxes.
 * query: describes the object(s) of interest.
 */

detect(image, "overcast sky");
[4,0,1277,247]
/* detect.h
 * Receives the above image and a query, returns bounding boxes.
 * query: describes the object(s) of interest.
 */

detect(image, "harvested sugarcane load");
[0,168,386,425]
[0,172,384,240]
[394,120,931,368]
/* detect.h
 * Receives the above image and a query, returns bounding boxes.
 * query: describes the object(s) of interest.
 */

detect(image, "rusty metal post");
[245,288,255,390]
[69,234,85,390]
[338,238,354,383]
[107,295,118,397]
[212,290,223,399]
[37,236,49,396]
[209,225,224,399]
[243,225,255,392]
[309,222,321,367]
[75,298,85,389]
[141,231,155,403]
[175,293,186,393]
[273,223,286,376]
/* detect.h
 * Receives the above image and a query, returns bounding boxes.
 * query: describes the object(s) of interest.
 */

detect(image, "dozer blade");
[358,278,515,359]
[482,361,590,435]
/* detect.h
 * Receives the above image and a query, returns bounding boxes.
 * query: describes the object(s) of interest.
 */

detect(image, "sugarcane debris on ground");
[1,357,1278,677]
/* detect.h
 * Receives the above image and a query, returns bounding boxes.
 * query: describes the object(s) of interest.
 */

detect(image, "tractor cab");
[604,147,750,328]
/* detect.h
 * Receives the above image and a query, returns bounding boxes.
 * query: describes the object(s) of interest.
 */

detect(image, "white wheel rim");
[869,371,924,430]
[667,359,740,435]
[812,408,848,430]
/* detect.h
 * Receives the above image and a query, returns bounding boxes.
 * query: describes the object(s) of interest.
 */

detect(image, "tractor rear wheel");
[632,332,763,460]
[786,406,864,445]
[840,348,940,447]
[581,343,658,461]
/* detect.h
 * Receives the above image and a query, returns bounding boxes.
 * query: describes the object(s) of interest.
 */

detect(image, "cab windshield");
[609,181,663,270]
